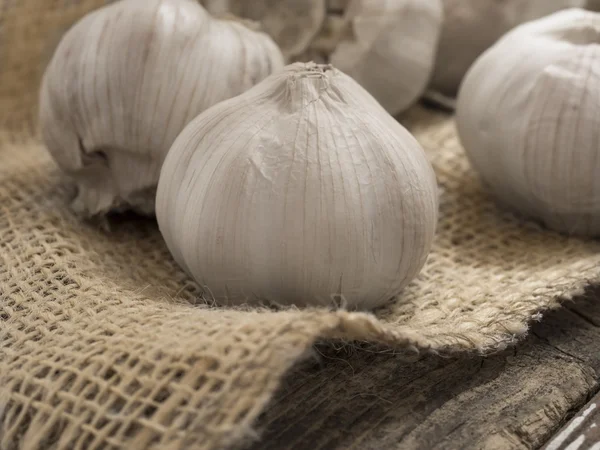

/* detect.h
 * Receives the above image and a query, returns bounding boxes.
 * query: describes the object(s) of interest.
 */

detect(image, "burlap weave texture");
[1,1,600,449]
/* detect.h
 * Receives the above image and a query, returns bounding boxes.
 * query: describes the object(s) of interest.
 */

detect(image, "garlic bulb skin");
[457,9,600,236]
[431,0,587,97]
[157,63,439,310]
[330,0,443,116]
[39,0,284,217]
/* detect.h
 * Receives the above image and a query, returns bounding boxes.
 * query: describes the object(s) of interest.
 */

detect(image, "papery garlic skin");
[330,0,443,116]
[457,9,600,236]
[39,0,284,217]
[431,0,587,97]
[157,63,439,310]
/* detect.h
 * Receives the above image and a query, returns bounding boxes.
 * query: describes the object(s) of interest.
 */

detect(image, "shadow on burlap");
[1,1,600,449]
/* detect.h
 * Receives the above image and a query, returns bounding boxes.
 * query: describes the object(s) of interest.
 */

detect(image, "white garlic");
[456,8,600,236]
[39,0,284,217]
[156,62,439,310]
[431,0,586,97]
[330,0,443,116]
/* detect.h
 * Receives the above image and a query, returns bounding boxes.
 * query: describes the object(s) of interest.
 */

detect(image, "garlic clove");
[456,8,600,237]
[156,62,439,310]
[39,0,284,217]
[330,0,443,116]
[431,0,587,97]
[201,0,327,62]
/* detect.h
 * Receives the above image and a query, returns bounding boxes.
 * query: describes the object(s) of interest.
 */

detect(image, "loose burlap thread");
[2,1,600,449]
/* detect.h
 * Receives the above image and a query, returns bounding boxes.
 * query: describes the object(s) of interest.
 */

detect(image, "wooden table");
[248,287,600,449]
[543,394,600,450]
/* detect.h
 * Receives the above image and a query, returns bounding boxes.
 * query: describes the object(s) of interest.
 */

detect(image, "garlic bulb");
[40,0,284,217]
[330,0,443,116]
[457,8,600,236]
[431,0,586,97]
[156,62,439,310]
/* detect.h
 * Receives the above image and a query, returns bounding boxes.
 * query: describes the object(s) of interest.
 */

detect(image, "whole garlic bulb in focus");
[157,62,439,310]
[431,0,587,97]
[40,0,284,217]
[457,9,600,236]
[330,0,443,116]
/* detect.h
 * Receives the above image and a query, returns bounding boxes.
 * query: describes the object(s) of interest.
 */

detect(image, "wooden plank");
[247,288,600,449]
[542,394,600,450]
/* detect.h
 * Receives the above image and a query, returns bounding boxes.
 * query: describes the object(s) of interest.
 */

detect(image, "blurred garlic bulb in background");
[430,0,586,98]
[201,0,327,61]
[156,63,439,310]
[40,0,284,217]
[203,0,443,116]
[457,9,600,237]
[330,0,443,115]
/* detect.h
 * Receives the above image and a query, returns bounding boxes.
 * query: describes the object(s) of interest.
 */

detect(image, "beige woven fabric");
[2,1,600,449]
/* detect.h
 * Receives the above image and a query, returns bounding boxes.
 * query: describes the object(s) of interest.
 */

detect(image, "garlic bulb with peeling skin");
[431,0,587,97]
[157,62,439,310]
[40,0,284,217]
[330,0,443,116]
[457,8,600,237]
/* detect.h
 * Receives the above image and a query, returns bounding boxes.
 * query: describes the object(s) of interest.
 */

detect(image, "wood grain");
[247,287,600,450]
[543,393,600,450]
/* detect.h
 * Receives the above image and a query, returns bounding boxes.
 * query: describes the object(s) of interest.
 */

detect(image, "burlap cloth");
[2,1,600,449]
